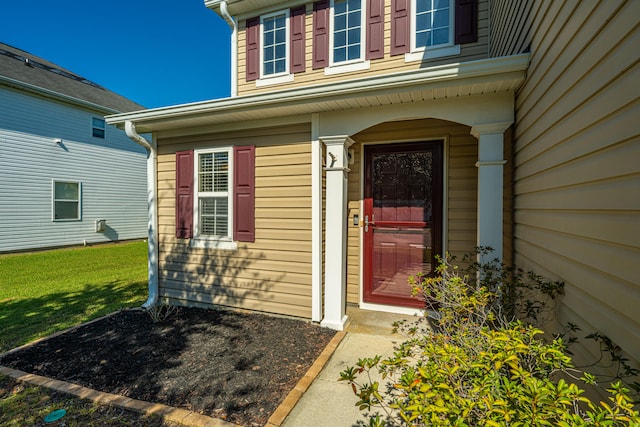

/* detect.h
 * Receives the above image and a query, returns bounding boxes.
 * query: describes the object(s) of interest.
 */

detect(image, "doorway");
[362,142,443,308]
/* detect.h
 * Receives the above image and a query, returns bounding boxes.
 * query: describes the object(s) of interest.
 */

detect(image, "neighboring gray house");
[0,43,148,252]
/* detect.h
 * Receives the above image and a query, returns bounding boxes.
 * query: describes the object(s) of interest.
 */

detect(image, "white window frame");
[191,147,237,250]
[327,0,370,74]
[92,117,105,139]
[256,9,294,86]
[406,0,460,62]
[52,180,81,221]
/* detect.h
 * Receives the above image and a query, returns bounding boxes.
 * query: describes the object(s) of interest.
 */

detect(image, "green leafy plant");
[340,254,640,426]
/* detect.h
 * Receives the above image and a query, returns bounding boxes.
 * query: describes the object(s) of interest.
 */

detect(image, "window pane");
[55,181,78,200]
[334,14,346,30]
[264,17,274,31]
[200,197,229,236]
[434,9,449,28]
[416,31,430,48]
[199,153,213,191]
[416,0,430,13]
[335,0,347,15]
[348,44,360,60]
[275,28,285,44]
[432,28,449,45]
[55,201,79,220]
[434,0,448,8]
[416,13,430,31]
[334,47,346,62]
[334,30,346,46]
[348,27,360,44]
[213,152,228,191]
[348,10,360,27]
[265,31,274,46]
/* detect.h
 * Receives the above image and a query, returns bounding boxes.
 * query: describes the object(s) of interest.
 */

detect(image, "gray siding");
[0,86,148,252]
[492,0,640,372]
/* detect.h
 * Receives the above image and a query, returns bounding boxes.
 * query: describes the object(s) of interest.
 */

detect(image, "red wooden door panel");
[363,142,442,308]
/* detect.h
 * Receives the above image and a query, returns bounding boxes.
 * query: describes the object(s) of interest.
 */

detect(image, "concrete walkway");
[281,308,418,427]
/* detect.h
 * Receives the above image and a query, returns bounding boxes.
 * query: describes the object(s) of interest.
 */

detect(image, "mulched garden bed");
[0,307,336,426]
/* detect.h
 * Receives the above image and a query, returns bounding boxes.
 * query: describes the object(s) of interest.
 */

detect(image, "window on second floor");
[92,117,105,138]
[261,11,289,77]
[331,0,364,64]
[414,0,453,49]
[246,7,305,85]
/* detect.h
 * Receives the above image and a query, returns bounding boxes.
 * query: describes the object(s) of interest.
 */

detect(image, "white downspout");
[125,121,159,309]
[220,1,238,97]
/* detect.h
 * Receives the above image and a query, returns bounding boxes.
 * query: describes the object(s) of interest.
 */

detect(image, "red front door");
[363,142,443,308]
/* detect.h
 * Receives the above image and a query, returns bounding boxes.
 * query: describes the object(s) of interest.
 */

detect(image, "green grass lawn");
[0,241,148,353]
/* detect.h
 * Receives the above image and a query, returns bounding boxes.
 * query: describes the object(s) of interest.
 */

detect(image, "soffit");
[106,54,529,134]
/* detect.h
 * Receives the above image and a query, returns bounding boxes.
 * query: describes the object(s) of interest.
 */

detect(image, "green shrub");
[340,254,640,426]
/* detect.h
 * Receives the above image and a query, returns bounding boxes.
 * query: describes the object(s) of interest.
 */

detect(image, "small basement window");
[92,117,105,138]
[52,180,81,221]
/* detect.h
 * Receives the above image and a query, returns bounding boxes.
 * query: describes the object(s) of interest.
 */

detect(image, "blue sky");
[1,0,232,109]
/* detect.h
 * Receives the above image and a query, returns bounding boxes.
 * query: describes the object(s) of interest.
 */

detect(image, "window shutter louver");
[233,145,256,243]
[366,0,384,60]
[390,0,410,55]
[246,17,260,81]
[290,6,306,73]
[312,0,329,69]
[175,150,194,239]
[455,0,478,44]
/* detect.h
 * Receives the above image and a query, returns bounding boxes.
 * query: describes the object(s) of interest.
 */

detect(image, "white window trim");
[256,73,295,87]
[329,0,366,67]
[191,147,237,251]
[259,9,291,80]
[52,179,82,222]
[324,59,370,75]
[406,0,459,62]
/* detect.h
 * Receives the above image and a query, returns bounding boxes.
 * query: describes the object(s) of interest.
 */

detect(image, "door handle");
[364,215,375,232]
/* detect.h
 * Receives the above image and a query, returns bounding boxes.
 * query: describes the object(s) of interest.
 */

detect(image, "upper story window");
[246,7,305,86]
[331,0,364,64]
[261,11,289,77]
[414,0,453,49]
[392,0,477,61]
[92,117,105,138]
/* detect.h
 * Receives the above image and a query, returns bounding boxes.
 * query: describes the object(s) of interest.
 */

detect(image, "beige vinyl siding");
[498,0,640,371]
[156,124,314,318]
[237,0,489,96]
[346,118,478,304]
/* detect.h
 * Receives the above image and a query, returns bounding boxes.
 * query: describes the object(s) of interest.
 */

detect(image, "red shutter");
[455,0,478,44]
[290,6,306,73]
[312,0,329,69]
[366,0,384,60]
[246,17,260,81]
[175,150,194,239]
[234,145,255,243]
[391,0,410,56]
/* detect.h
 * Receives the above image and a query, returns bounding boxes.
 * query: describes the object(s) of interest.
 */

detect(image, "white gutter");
[125,121,159,309]
[219,1,238,97]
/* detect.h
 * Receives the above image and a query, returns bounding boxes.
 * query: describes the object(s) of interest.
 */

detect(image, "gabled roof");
[0,42,144,114]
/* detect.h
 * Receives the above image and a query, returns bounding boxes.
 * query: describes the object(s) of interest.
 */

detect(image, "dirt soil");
[0,307,336,426]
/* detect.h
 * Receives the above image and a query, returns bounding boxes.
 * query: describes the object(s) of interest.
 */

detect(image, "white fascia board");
[106,54,529,130]
[0,75,120,115]
[206,0,308,20]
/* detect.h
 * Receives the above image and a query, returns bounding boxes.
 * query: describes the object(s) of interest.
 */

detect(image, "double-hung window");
[194,148,232,240]
[414,0,453,49]
[331,0,363,64]
[92,117,105,138]
[52,180,81,221]
[261,11,289,77]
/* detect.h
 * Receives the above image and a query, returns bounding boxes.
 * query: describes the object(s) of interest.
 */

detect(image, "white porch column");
[320,135,354,330]
[471,123,511,263]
